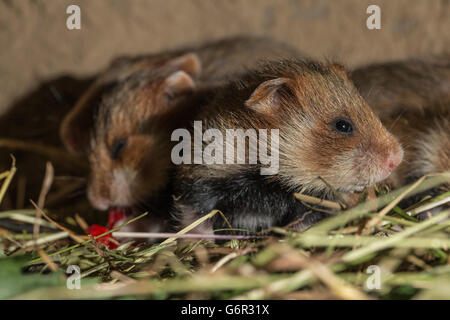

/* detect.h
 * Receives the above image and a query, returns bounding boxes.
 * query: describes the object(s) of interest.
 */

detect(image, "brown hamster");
[352,57,450,217]
[88,65,209,211]
[384,103,449,187]
[350,55,450,118]
[382,102,450,218]
[60,37,302,211]
[172,59,403,234]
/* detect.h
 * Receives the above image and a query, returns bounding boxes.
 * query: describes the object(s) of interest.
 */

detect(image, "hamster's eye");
[111,138,127,159]
[333,118,353,135]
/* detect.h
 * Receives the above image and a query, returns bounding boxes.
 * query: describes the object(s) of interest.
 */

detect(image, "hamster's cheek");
[329,148,372,191]
[120,135,170,194]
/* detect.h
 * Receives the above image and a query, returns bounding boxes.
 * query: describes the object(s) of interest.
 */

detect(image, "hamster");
[350,55,450,118]
[60,37,302,212]
[352,57,449,215]
[381,102,449,216]
[172,59,404,234]
[387,103,449,185]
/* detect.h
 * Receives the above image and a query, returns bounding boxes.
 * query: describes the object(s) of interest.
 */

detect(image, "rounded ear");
[60,84,102,155]
[166,53,201,78]
[245,78,292,115]
[163,70,196,98]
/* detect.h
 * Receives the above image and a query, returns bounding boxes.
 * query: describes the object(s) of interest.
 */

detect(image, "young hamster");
[60,37,302,212]
[352,57,449,215]
[172,59,404,234]
[387,103,449,184]
[350,55,450,118]
[382,102,449,216]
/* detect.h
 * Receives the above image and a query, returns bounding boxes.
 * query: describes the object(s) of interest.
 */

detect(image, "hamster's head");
[246,61,403,193]
[62,53,201,210]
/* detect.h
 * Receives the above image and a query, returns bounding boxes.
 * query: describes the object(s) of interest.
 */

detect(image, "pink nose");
[385,149,403,172]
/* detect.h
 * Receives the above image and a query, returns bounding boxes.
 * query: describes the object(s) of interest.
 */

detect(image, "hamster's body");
[172,59,403,234]
[109,36,303,84]
[61,36,302,156]
[350,55,450,118]
[59,37,303,237]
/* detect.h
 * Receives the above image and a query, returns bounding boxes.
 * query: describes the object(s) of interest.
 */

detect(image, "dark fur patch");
[173,168,329,234]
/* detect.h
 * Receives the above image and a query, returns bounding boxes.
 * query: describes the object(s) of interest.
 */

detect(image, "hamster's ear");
[60,85,101,155]
[163,70,196,98]
[245,78,293,115]
[166,53,201,78]
[60,108,91,155]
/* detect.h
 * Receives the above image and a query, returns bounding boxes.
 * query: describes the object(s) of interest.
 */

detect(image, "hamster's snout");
[386,149,403,172]
[376,140,404,181]
[385,149,404,172]
[87,168,136,211]
[87,190,111,211]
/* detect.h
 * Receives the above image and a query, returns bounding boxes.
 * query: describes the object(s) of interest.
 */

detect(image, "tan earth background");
[1,0,450,114]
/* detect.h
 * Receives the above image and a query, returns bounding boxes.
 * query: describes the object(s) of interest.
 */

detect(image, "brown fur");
[383,102,450,188]
[172,59,404,233]
[351,55,450,118]
[178,59,403,195]
[60,37,302,210]
[86,66,206,210]
[351,56,450,197]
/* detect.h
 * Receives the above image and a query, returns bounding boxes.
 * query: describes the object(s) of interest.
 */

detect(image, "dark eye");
[333,118,353,135]
[111,138,127,159]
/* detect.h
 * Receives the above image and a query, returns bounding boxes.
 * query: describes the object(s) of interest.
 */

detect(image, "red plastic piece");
[87,224,118,249]
[107,209,126,229]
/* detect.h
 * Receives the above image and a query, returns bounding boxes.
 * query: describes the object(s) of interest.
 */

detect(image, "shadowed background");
[1,0,449,114]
